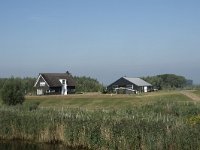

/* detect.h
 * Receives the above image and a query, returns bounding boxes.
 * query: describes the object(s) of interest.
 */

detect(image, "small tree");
[0,77,25,105]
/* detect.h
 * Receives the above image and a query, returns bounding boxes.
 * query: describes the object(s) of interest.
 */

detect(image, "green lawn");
[193,90,200,97]
[25,91,191,109]
[0,91,193,109]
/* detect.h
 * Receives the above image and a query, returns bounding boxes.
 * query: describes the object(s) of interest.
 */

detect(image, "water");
[0,140,85,150]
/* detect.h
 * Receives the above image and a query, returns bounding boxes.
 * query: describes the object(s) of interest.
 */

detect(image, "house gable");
[34,73,76,95]
[107,77,137,90]
[34,74,49,87]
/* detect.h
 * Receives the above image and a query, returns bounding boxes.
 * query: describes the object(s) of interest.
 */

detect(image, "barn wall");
[107,77,152,94]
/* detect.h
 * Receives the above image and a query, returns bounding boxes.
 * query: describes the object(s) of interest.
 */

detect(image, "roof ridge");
[123,77,152,86]
[41,73,67,74]
[123,77,140,79]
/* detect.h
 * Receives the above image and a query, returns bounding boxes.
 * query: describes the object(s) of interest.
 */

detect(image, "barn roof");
[39,73,75,87]
[123,77,152,86]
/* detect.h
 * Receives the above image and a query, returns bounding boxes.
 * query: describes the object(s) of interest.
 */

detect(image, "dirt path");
[180,90,200,101]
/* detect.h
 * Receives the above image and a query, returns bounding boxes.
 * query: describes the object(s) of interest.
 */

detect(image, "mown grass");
[25,91,185,109]
[193,90,200,97]
[1,91,200,149]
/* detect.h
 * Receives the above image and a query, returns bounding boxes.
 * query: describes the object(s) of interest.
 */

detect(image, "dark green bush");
[0,77,25,105]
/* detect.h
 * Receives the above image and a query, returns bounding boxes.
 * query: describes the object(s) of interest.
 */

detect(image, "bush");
[74,76,103,92]
[101,87,108,94]
[0,77,25,105]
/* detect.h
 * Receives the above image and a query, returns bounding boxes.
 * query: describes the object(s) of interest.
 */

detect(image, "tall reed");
[0,100,200,149]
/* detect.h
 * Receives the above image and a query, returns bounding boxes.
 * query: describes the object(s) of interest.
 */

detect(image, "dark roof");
[40,73,75,87]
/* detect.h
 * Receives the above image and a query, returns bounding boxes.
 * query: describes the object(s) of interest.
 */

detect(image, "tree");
[22,77,36,95]
[0,78,7,90]
[73,76,103,92]
[142,74,187,90]
[0,77,25,105]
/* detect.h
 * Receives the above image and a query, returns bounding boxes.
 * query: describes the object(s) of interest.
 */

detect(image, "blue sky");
[0,0,200,84]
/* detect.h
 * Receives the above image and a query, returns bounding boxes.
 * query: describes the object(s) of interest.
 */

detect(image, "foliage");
[187,115,200,125]
[74,76,103,92]
[0,78,7,90]
[24,101,40,111]
[22,77,36,95]
[0,77,25,105]
[0,77,36,95]
[1,93,200,149]
[101,86,108,94]
[142,74,187,90]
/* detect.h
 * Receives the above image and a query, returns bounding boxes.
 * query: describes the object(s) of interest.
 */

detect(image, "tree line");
[0,74,195,94]
[0,74,195,106]
[0,77,36,94]
[0,76,103,95]
[0,76,103,105]
[142,74,189,90]
[0,77,36,105]
[73,76,103,92]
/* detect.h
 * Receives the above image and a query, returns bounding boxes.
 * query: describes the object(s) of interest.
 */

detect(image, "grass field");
[1,90,200,149]
[193,90,200,97]
[24,91,191,109]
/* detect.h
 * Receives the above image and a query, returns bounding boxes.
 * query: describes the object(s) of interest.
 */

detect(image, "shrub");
[0,77,25,105]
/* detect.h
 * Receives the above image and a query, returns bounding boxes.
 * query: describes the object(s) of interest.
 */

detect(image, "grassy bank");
[1,92,200,149]
[25,91,182,109]
[193,90,200,97]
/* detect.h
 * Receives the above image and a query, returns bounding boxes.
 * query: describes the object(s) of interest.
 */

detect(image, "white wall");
[144,86,147,92]
[59,79,68,95]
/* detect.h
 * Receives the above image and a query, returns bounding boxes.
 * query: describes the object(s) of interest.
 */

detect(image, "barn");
[107,77,152,94]
[34,73,75,95]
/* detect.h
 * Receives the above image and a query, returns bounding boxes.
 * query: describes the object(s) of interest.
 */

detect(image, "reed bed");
[0,99,200,149]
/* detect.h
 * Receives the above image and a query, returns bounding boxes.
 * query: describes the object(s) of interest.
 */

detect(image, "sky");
[0,0,200,85]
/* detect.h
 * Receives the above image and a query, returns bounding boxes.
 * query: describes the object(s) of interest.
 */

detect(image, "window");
[62,80,66,84]
[40,82,45,86]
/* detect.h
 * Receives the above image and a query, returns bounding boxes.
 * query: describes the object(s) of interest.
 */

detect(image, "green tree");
[143,74,187,90]
[0,78,7,89]
[22,77,36,95]
[74,76,103,92]
[0,77,25,105]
